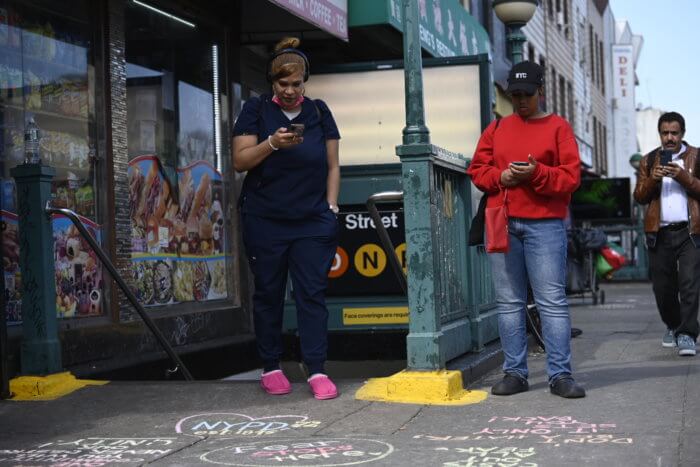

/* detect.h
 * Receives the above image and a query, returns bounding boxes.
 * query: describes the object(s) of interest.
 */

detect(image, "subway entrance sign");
[328,206,405,296]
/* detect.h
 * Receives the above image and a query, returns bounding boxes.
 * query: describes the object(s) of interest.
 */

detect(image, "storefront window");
[0,0,105,323]
[125,1,230,307]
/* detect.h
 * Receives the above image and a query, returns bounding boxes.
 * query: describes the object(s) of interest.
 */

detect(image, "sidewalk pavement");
[1,282,698,467]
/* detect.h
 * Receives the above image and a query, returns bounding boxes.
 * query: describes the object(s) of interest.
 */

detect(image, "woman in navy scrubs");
[232,37,340,400]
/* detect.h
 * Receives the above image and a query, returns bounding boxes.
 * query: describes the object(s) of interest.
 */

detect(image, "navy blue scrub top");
[233,94,340,220]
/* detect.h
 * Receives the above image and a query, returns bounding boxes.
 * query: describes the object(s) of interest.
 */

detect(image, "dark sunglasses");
[509,91,536,98]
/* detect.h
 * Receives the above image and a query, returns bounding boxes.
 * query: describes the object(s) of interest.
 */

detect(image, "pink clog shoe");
[307,373,338,400]
[260,370,292,395]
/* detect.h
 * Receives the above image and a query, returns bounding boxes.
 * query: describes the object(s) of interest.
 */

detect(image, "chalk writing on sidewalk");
[200,438,394,466]
[0,437,177,466]
[414,416,633,446]
[175,413,322,437]
[438,446,538,467]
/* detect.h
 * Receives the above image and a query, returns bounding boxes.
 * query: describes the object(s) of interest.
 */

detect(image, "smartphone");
[659,150,673,166]
[511,161,529,166]
[289,123,305,136]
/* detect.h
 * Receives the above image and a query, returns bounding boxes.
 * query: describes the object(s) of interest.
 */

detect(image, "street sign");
[328,207,405,296]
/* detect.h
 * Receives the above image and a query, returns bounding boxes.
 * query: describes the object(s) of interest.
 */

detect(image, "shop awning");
[349,0,490,58]
[269,0,348,41]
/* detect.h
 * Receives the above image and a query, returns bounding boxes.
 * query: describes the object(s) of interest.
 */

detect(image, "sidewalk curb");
[446,337,539,388]
[446,339,503,388]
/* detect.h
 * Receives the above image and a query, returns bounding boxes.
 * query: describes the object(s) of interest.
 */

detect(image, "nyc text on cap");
[506,61,544,94]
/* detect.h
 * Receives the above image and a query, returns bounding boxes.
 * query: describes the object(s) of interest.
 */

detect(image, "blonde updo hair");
[269,37,307,82]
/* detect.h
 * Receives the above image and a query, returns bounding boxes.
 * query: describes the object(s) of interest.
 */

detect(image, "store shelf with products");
[0,45,91,123]
[50,183,96,220]
[1,100,89,124]
[0,45,89,76]
[1,0,107,324]
[0,148,93,175]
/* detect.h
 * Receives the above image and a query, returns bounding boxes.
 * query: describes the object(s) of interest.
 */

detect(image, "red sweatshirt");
[467,113,581,219]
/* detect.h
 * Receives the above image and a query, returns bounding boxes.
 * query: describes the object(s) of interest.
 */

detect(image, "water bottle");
[24,117,41,164]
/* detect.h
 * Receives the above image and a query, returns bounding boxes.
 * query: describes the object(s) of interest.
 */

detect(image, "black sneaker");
[491,374,529,396]
[550,375,585,398]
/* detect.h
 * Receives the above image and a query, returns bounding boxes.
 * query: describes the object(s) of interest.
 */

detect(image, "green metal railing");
[397,140,499,369]
[431,156,470,325]
[366,162,498,366]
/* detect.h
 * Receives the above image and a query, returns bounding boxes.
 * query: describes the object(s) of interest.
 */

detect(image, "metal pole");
[45,205,194,381]
[507,23,527,64]
[401,0,430,145]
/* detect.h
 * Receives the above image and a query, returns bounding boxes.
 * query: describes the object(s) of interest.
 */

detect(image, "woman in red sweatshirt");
[467,61,585,399]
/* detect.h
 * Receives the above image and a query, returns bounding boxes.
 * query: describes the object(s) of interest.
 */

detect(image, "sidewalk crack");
[677,363,691,464]
[313,401,373,435]
[141,436,209,466]
[391,406,424,435]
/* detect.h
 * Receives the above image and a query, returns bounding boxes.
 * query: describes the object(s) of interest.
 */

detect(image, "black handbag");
[468,193,488,246]
[468,118,500,246]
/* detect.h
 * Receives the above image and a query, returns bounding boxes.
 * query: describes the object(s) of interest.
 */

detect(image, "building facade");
[571,0,594,169]
[636,107,664,156]
[0,0,355,377]
[482,0,611,176]
[610,18,643,180]
[1,0,495,378]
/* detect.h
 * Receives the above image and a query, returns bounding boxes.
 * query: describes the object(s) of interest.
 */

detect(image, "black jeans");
[648,226,700,339]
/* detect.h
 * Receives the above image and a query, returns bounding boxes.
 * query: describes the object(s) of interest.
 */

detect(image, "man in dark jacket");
[634,112,700,356]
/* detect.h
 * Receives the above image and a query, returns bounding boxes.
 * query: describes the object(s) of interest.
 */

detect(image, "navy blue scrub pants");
[242,211,338,375]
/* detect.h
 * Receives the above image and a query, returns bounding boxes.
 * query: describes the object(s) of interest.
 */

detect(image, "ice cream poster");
[127,155,228,306]
[2,210,104,323]
[53,214,104,318]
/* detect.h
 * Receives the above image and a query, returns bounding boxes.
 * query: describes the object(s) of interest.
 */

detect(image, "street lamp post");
[628,152,642,172]
[626,153,649,280]
[629,153,643,229]
[493,0,538,64]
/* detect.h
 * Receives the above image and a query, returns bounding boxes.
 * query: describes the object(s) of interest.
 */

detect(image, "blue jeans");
[488,218,573,383]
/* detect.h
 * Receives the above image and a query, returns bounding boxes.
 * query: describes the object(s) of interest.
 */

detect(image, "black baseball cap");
[506,61,544,94]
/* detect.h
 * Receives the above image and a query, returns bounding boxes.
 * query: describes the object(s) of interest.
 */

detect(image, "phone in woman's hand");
[289,123,305,136]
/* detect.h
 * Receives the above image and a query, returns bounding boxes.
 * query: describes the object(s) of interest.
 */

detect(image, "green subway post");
[506,24,526,64]
[400,0,430,146]
[396,0,444,370]
[11,163,62,375]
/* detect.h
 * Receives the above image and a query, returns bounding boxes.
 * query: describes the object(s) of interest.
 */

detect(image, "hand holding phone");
[659,150,675,177]
[289,123,305,137]
[509,155,537,182]
[660,150,673,167]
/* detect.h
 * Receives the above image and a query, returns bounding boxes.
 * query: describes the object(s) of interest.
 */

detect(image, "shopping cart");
[566,227,606,305]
